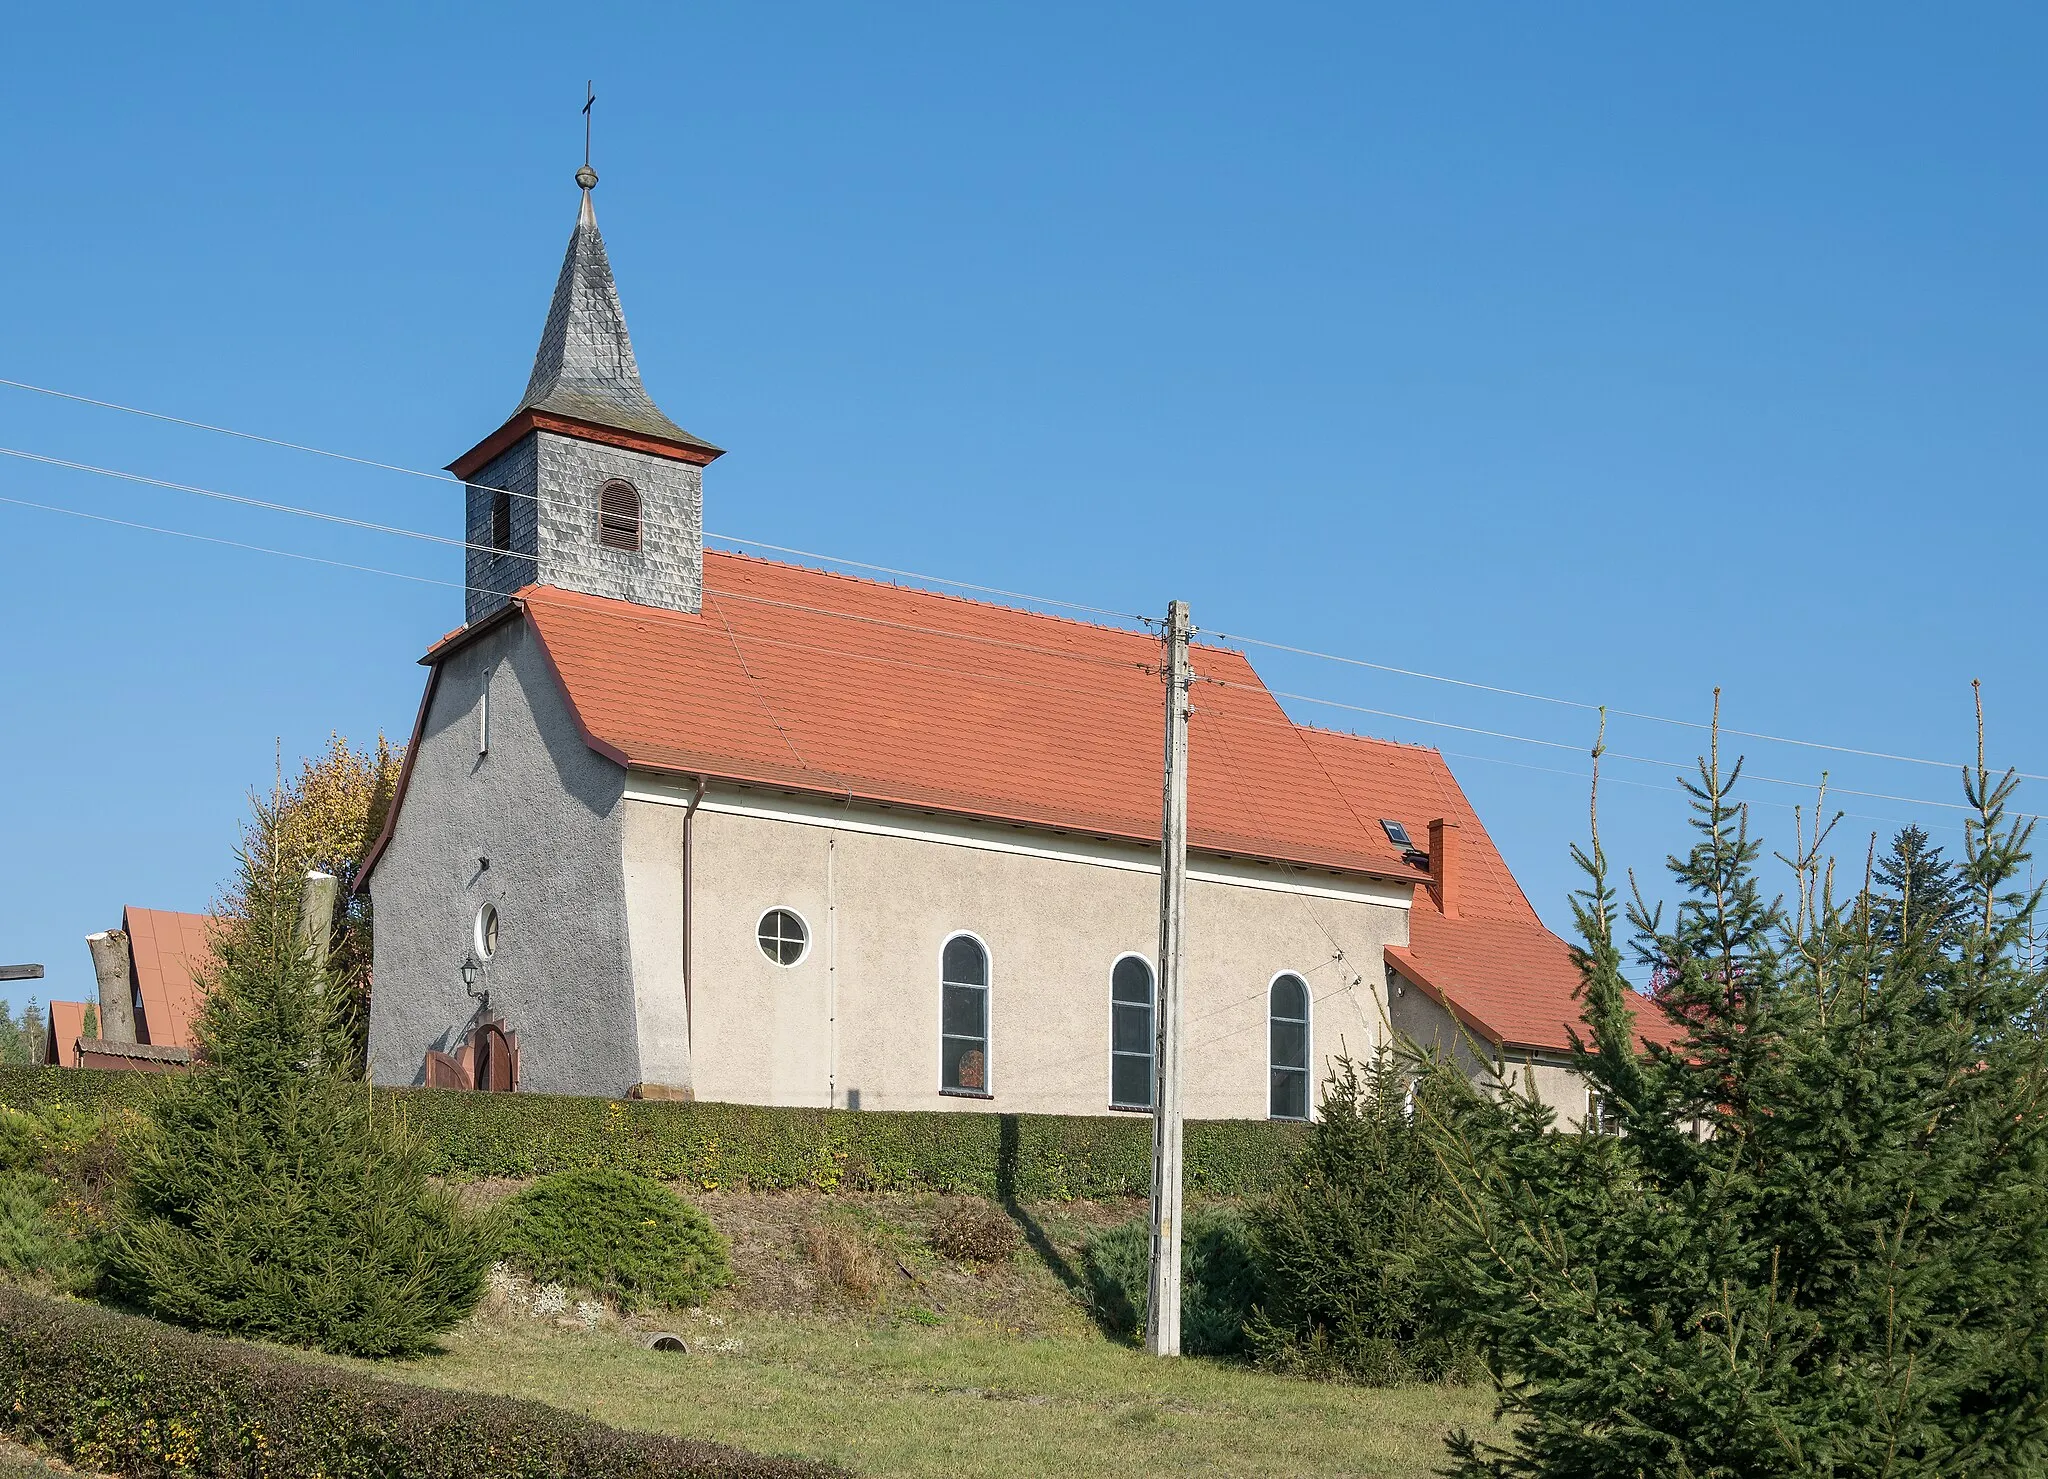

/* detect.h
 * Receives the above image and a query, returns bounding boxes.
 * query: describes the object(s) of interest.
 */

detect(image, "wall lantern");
[461,954,489,1010]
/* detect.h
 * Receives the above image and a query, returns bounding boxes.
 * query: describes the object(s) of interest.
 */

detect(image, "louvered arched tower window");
[599,479,642,551]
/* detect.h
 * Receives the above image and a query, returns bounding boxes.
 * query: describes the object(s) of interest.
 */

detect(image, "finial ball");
[576,164,599,191]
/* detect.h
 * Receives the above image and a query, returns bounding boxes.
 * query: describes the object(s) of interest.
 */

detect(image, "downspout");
[681,777,708,1053]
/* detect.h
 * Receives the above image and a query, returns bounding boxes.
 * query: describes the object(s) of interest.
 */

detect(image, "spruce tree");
[1430,705,2048,1477]
[1872,822,1970,951]
[1246,1048,1478,1383]
[103,793,489,1358]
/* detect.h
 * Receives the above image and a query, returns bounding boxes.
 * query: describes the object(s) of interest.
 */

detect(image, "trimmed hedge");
[0,1285,840,1478]
[0,1068,1302,1200]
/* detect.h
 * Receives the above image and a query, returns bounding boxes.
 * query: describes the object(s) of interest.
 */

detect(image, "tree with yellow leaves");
[252,733,401,1073]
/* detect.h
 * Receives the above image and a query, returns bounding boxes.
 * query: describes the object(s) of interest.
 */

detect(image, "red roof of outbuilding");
[44,1001,89,1066]
[124,907,216,1050]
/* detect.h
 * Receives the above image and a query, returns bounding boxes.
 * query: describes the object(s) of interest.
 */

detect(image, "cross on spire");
[583,81,595,168]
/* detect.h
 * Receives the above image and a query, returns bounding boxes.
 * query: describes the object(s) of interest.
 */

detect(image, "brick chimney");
[1427,818,1461,918]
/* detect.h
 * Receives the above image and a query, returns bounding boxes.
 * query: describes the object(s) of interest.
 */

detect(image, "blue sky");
[3,4,2043,1013]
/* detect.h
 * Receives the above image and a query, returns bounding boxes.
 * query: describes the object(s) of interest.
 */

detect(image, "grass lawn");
[360,1311,1502,1477]
[0,1440,91,1477]
[345,1188,1509,1477]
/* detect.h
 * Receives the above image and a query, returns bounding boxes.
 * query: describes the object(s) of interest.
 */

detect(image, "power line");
[1214,678,1994,813]
[0,444,480,553]
[0,446,1162,675]
[2,486,1999,848]
[0,376,1153,627]
[0,494,471,594]
[0,475,1998,830]
[0,370,2031,783]
[1203,627,2008,779]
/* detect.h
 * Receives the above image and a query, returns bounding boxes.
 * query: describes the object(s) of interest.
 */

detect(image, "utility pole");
[1146,599,1192,1357]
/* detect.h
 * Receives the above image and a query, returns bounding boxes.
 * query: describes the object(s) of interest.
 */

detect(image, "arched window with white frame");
[940,933,990,1095]
[1269,972,1311,1120]
[1109,954,1155,1109]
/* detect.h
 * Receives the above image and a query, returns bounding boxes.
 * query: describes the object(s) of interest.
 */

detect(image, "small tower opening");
[490,488,512,552]
[599,479,642,551]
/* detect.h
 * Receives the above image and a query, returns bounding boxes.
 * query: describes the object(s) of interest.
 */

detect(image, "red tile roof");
[1299,725,1674,1055]
[510,553,1422,880]
[370,552,1675,1059]
[123,907,216,1050]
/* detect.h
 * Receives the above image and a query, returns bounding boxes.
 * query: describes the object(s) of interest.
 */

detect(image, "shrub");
[1246,1049,1481,1385]
[929,1199,1020,1263]
[799,1221,883,1299]
[0,1284,840,1478]
[0,1069,1307,1200]
[1082,1207,1262,1357]
[498,1167,729,1311]
[0,1170,96,1293]
[102,794,491,1358]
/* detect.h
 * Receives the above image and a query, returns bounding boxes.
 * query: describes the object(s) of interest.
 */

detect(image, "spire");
[514,168,717,453]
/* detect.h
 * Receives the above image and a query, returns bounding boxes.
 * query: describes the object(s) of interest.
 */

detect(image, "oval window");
[757,908,809,966]
[474,904,499,962]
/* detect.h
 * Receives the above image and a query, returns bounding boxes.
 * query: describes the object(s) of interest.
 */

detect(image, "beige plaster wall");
[628,786,1411,1120]
[1388,968,1595,1127]
[622,799,694,1093]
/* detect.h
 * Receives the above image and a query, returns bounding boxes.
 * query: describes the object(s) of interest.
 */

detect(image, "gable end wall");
[366,616,640,1095]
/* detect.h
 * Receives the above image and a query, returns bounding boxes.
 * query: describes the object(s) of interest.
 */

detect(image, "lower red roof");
[1300,724,1677,1056]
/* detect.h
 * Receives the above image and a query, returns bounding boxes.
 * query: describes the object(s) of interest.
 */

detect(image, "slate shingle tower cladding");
[453,170,722,625]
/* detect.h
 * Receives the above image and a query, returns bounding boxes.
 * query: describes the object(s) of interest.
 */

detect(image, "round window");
[474,904,499,962]
[756,908,809,967]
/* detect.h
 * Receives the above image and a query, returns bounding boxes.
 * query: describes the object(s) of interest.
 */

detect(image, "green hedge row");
[0,1285,840,1478]
[0,1067,1303,1199]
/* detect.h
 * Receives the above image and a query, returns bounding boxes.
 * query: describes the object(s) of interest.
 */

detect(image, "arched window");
[1269,973,1311,1120]
[490,488,512,552]
[599,479,642,551]
[940,934,990,1094]
[1109,955,1154,1109]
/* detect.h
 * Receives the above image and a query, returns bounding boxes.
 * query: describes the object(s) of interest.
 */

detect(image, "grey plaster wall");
[366,616,642,1096]
[641,789,1411,1119]
[463,438,540,624]
[534,433,702,614]
[1387,967,1592,1123]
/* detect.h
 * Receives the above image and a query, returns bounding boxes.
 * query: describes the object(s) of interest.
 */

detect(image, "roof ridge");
[1291,719,1442,753]
[702,547,1175,648]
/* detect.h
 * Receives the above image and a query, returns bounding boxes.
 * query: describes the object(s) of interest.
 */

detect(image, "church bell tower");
[450,163,722,624]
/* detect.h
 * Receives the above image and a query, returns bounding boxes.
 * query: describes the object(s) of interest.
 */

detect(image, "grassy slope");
[359,1189,1506,1478]
[384,1317,1497,1479]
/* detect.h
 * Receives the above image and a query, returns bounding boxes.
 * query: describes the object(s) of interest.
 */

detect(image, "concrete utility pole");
[297,870,341,980]
[85,930,138,1044]
[1146,599,1192,1357]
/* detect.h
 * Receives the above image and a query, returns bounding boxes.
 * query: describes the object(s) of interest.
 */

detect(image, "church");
[361,166,1656,1122]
